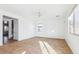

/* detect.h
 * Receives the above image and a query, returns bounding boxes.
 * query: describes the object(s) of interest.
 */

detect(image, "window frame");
[68,6,79,36]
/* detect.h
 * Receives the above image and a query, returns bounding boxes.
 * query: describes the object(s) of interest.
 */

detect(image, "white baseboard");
[35,36,65,39]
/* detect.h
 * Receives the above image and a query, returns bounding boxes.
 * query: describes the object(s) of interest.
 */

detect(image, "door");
[3,20,9,44]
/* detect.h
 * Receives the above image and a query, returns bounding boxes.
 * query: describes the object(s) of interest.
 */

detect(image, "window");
[68,5,79,35]
[68,13,74,33]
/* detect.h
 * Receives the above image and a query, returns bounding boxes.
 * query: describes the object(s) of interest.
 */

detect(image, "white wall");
[18,17,34,41]
[14,19,18,40]
[34,15,65,39]
[0,9,34,45]
[0,14,3,46]
[65,5,79,54]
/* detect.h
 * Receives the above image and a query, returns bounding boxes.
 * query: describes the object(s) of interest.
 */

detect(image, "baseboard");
[65,38,74,54]
[35,36,65,40]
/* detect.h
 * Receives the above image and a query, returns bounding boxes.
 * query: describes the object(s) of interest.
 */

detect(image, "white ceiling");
[0,4,75,18]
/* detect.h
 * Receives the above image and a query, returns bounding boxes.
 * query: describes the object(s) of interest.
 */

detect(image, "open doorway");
[3,15,18,44]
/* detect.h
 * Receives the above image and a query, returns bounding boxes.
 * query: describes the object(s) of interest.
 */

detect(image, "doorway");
[3,15,18,44]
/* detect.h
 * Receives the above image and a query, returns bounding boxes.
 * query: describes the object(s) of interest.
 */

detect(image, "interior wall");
[18,17,34,41]
[14,19,18,40]
[0,14,3,46]
[34,15,65,39]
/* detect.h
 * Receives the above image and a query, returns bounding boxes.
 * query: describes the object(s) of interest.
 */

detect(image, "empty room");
[0,4,79,54]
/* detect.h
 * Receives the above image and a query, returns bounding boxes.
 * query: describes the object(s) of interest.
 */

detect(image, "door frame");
[2,15,18,44]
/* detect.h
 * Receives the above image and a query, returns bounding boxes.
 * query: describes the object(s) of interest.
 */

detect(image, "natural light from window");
[39,40,57,54]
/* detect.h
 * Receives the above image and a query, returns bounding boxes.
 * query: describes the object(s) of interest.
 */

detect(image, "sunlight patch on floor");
[44,41,57,54]
[39,41,48,54]
[39,40,57,54]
